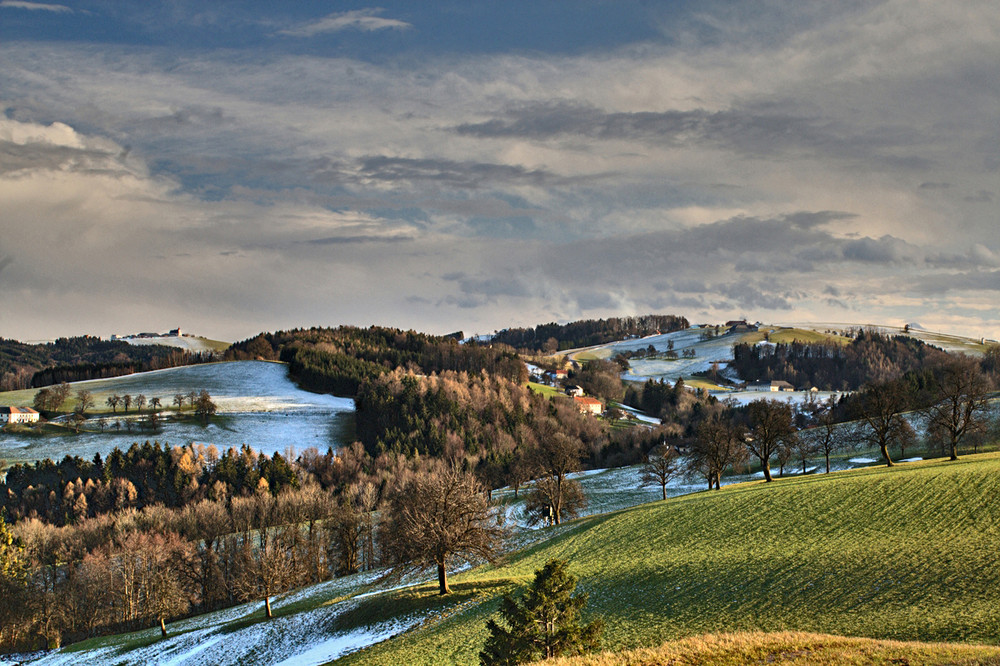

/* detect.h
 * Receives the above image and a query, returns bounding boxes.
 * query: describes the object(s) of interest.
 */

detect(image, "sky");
[1,1,998,343]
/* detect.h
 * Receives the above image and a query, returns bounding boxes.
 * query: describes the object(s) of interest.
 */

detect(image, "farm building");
[574,396,604,415]
[0,406,40,424]
[747,380,795,392]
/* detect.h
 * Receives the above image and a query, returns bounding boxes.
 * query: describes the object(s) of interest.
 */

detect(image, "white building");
[0,406,40,424]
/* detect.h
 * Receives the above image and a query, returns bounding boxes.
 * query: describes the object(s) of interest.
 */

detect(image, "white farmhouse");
[0,406,40,424]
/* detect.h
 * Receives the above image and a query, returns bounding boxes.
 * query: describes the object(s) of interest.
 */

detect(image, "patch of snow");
[272,618,422,666]
[899,457,923,462]
[849,457,878,464]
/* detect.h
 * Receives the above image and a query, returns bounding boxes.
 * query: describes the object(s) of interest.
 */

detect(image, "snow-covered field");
[0,362,355,464]
[122,336,224,353]
[715,389,846,407]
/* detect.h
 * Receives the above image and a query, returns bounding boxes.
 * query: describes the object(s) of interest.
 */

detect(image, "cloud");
[279,8,411,37]
[0,0,71,12]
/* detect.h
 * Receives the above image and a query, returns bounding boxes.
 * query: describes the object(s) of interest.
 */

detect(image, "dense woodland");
[730,329,954,390]
[489,315,689,352]
[0,336,211,392]
[225,326,527,396]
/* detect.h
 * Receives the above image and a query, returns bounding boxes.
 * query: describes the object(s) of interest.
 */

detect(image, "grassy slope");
[341,454,1000,664]
[740,327,852,346]
[539,632,1000,665]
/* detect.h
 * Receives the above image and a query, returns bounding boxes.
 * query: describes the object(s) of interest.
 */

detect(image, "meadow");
[341,453,1000,664]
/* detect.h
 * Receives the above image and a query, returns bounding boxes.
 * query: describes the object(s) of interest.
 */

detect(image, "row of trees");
[29,386,216,423]
[674,355,997,491]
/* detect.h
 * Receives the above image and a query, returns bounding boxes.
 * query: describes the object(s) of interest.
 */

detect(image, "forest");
[489,314,689,352]
[225,326,527,396]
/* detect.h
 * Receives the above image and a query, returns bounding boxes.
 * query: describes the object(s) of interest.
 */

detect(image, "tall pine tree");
[481,559,603,665]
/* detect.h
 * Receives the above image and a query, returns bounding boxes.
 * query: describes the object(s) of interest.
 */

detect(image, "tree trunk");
[950,436,959,461]
[661,485,667,501]
[160,617,167,638]
[437,561,450,595]
[825,452,830,474]
[264,596,272,619]
[880,444,894,467]
[761,462,773,482]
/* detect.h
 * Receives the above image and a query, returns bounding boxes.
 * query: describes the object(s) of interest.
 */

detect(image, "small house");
[574,396,604,415]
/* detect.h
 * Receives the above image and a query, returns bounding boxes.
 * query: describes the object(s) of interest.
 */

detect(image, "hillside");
[342,454,1000,664]
[539,632,1000,665]
[33,453,1000,665]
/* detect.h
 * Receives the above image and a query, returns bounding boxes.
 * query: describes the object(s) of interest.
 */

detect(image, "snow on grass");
[271,617,425,666]
[0,361,355,463]
[25,568,415,666]
[718,390,845,406]
[123,336,224,353]
[899,457,924,462]
[849,457,878,464]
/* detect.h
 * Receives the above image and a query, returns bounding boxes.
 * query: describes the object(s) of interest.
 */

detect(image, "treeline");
[0,335,213,391]
[225,326,527,396]
[730,329,957,391]
[30,351,215,389]
[1,442,298,525]
[490,314,689,352]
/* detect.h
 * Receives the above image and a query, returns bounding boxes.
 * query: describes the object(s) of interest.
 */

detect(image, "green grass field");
[527,382,563,399]
[540,632,1000,665]
[740,327,852,346]
[341,453,1000,664]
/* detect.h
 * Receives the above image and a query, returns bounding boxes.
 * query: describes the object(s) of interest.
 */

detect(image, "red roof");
[574,396,603,406]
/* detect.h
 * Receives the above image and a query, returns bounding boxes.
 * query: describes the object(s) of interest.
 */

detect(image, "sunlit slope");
[344,454,1000,664]
[538,632,1000,666]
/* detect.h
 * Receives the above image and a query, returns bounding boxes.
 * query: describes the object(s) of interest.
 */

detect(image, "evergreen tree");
[480,559,603,665]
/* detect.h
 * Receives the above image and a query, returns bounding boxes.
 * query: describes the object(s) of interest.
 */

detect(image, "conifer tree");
[480,559,603,665]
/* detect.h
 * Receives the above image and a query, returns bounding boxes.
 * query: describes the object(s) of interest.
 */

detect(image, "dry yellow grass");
[538,631,1000,665]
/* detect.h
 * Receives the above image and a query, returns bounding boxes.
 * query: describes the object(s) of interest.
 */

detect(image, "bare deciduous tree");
[926,358,993,460]
[639,443,680,500]
[855,380,911,467]
[382,463,507,595]
[747,399,797,482]
[689,413,747,490]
